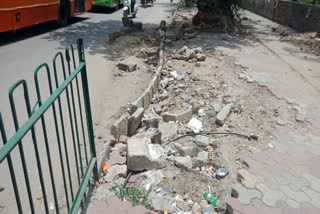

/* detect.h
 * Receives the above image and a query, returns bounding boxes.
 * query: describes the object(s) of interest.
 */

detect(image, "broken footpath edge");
[97,2,181,176]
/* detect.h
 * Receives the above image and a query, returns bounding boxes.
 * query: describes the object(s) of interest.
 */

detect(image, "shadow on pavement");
[43,19,122,56]
[0,17,88,47]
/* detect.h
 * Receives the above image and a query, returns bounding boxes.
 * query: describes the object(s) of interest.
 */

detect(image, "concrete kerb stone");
[97,2,181,175]
[111,114,129,139]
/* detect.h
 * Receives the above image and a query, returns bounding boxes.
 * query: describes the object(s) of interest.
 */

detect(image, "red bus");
[0,0,92,33]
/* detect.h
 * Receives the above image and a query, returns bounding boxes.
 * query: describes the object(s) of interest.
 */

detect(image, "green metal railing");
[0,38,98,214]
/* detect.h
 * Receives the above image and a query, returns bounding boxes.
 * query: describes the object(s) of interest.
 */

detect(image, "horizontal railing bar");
[69,157,96,214]
[0,62,85,164]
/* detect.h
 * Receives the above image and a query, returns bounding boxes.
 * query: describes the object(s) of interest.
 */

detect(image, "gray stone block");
[111,115,128,139]
[162,109,192,122]
[128,107,144,136]
[216,103,233,126]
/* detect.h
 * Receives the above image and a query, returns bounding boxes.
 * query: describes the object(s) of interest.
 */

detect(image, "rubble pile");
[95,42,242,213]
[93,5,297,214]
[268,23,320,56]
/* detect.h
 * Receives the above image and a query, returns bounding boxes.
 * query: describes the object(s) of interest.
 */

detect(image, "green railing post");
[0,113,23,214]
[9,80,49,214]
[77,38,98,181]
[0,38,97,214]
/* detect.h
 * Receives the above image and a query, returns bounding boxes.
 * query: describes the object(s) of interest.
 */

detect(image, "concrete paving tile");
[286,199,300,209]
[89,196,149,214]
[281,172,310,192]
[256,184,286,207]
[300,202,320,214]
[232,183,262,205]
[237,168,264,189]
[302,173,320,193]
[302,187,320,209]
[227,198,283,214]
[280,185,310,203]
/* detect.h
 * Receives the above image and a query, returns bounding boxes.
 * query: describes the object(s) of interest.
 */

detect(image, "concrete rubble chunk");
[127,137,164,171]
[196,53,206,61]
[107,150,126,167]
[103,165,127,183]
[176,200,191,212]
[162,109,192,122]
[202,205,215,214]
[194,135,211,147]
[118,135,128,144]
[159,122,178,141]
[191,203,202,214]
[143,117,160,128]
[175,156,192,171]
[149,192,176,213]
[111,114,128,139]
[205,109,217,126]
[128,107,144,136]
[193,151,209,168]
[153,104,162,114]
[216,103,233,126]
[212,103,223,113]
[137,127,162,144]
[175,141,200,157]
[108,31,122,44]
[185,48,196,60]
[194,47,203,54]
[145,47,158,57]
[117,63,137,72]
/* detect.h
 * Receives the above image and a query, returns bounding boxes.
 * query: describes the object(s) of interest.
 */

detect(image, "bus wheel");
[58,1,70,27]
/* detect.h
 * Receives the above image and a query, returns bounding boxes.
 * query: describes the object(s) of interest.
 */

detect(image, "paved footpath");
[218,11,320,214]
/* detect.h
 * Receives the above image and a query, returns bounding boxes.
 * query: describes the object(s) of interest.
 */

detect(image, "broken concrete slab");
[128,107,144,136]
[205,109,217,126]
[111,114,128,139]
[193,151,209,168]
[129,96,143,115]
[194,135,213,147]
[159,122,178,141]
[175,141,200,157]
[175,156,192,171]
[149,192,176,213]
[107,150,126,167]
[216,103,233,126]
[135,127,162,144]
[212,103,223,113]
[127,138,164,171]
[103,165,127,183]
[162,109,192,122]
[143,117,160,128]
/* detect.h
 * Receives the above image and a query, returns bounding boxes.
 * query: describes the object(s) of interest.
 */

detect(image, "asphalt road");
[0,1,176,213]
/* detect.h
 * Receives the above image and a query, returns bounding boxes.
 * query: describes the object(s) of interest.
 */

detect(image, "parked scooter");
[123,0,138,18]
[141,0,154,7]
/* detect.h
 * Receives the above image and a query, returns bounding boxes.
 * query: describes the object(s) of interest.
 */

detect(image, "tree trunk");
[193,0,239,26]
